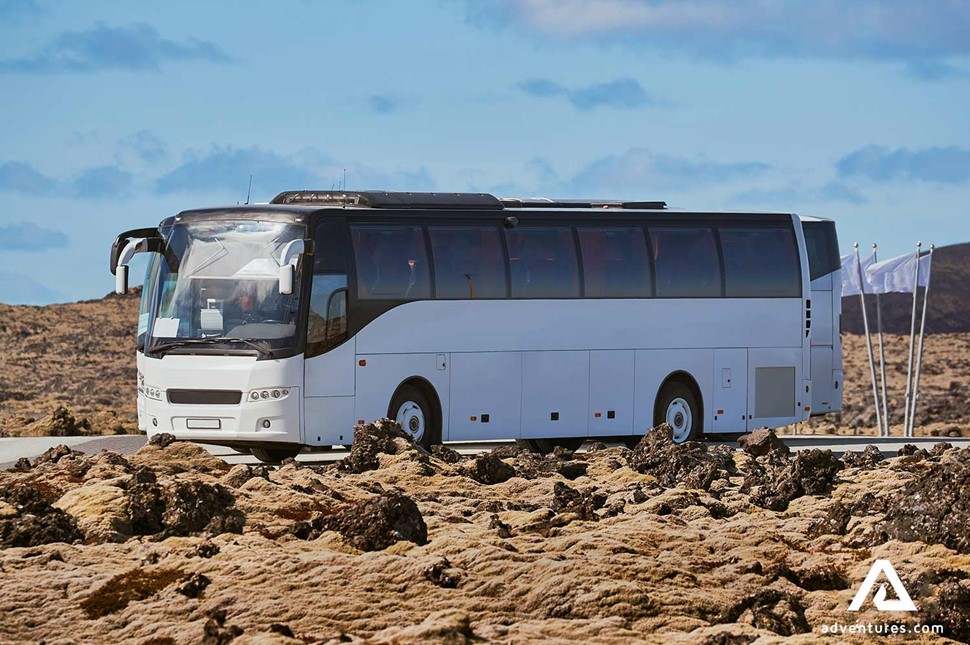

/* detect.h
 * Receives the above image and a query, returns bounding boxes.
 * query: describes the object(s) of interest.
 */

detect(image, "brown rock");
[738,428,790,457]
[881,448,970,553]
[627,424,735,492]
[464,453,515,485]
[308,491,428,551]
[0,483,83,548]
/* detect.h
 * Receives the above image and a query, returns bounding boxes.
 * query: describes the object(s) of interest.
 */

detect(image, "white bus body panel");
[136,351,147,432]
[712,349,748,432]
[142,354,304,445]
[449,352,521,441]
[350,298,805,437]
[634,348,715,433]
[809,271,843,414]
[304,338,357,446]
[521,351,589,439]
[353,352,451,440]
[589,350,635,437]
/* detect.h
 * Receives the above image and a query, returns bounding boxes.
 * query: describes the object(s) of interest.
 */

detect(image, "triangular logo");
[848,559,917,612]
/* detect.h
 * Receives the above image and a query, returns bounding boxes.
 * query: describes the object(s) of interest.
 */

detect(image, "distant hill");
[842,242,970,334]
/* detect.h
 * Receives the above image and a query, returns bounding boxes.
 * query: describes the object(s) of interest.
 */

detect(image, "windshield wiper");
[148,337,275,357]
[217,337,275,357]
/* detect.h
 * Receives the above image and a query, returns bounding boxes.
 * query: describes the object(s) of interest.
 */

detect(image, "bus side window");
[650,226,721,298]
[802,220,841,281]
[578,227,652,298]
[351,225,431,300]
[429,226,507,299]
[720,227,801,298]
[505,227,580,298]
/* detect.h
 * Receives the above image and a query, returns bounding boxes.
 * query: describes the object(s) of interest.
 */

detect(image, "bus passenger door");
[712,349,747,434]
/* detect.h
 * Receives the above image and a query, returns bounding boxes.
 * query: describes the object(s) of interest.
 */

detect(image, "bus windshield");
[145,219,306,357]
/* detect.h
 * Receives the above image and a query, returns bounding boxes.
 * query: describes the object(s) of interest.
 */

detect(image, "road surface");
[1,434,967,469]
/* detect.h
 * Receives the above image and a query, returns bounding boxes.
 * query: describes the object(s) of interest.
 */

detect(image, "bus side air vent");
[270,190,504,210]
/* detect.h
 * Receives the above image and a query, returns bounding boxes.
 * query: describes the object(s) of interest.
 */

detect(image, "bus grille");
[167,389,242,405]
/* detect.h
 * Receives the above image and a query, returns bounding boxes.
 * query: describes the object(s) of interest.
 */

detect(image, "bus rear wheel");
[390,384,439,450]
[656,381,702,444]
[251,445,302,463]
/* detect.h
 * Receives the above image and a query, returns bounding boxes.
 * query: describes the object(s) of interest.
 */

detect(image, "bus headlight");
[249,388,290,402]
[143,386,163,401]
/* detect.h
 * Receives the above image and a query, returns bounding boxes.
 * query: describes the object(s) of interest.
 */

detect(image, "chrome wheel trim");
[396,401,426,442]
[666,397,693,443]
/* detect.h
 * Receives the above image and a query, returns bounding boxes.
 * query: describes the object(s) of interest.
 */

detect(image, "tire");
[655,381,703,444]
[516,437,584,454]
[251,445,302,463]
[390,384,439,450]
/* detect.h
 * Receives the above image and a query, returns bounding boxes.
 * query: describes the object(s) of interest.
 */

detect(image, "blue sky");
[1,0,968,304]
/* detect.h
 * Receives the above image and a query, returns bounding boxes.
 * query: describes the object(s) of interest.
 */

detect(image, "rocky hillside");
[842,242,970,334]
[0,423,968,642]
[0,290,140,436]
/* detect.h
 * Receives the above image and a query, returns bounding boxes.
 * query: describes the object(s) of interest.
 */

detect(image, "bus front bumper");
[144,387,301,445]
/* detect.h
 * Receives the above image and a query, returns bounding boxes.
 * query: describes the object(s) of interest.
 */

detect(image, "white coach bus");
[111,191,843,462]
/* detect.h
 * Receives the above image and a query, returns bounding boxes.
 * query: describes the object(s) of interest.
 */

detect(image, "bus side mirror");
[114,237,147,294]
[279,264,295,295]
[115,265,129,295]
[278,239,306,295]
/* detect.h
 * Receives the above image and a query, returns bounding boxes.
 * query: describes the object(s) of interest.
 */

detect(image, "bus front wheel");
[656,381,702,444]
[390,384,439,450]
[251,445,302,463]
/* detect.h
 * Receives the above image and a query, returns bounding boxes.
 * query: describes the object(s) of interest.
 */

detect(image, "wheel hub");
[395,401,426,442]
[665,397,693,443]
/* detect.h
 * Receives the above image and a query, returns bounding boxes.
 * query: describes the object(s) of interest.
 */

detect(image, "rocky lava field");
[1,423,968,643]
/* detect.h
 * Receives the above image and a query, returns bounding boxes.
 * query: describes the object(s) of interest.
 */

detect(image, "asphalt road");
[1,434,967,469]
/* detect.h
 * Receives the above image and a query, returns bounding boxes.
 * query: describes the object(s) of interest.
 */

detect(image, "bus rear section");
[801,217,844,416]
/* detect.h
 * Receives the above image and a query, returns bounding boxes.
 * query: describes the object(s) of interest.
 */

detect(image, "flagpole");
[903,241,921,438]
[872,244,889,436]
[854,243,882,437]
[908,245,933,438]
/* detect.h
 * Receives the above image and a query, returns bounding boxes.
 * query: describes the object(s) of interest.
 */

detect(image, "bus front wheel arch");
[388,378,442,449]
[653,374,704,444]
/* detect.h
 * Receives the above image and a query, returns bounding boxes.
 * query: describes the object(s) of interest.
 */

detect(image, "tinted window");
[720,227,802,297]
[506,227,580,298]
[578,227,652,297]
[650,226,721,297]
[429,226,507,299]
[351,225,431,300]
[802,220,841,281]
[308,222,349,356]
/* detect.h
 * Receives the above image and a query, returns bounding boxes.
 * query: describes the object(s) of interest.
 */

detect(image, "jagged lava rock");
[0,483,83,547]
[627,424,734,492]
[743,448,843,512]
[737,428,790,457]
[339,419,425,474]
[881,448,970,554]
[320,491,427,551]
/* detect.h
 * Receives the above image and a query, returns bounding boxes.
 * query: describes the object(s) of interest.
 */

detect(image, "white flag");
[840,252,875,296]
[865,252,932,294]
